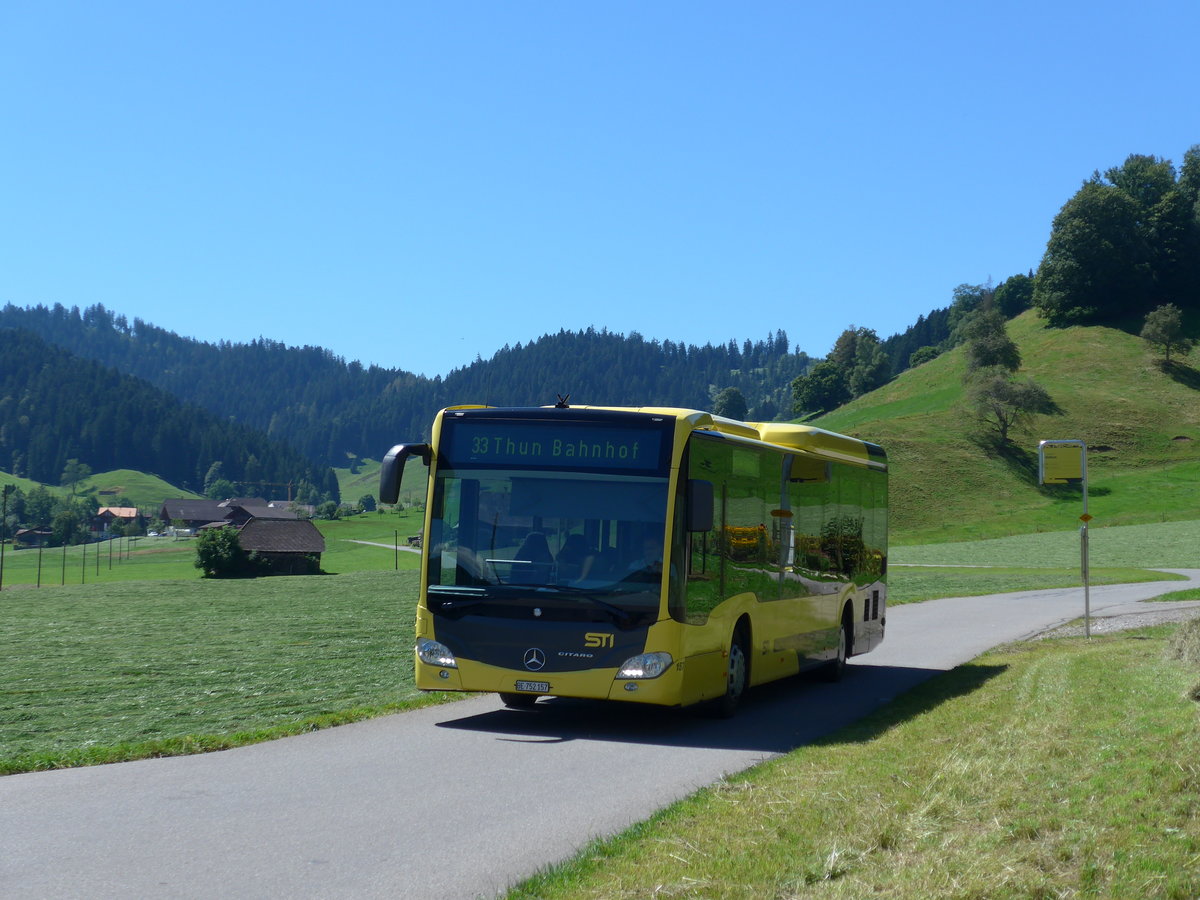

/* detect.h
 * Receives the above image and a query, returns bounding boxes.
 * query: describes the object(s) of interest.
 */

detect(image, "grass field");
[0,468,201,512]
[334,457,427,508]
[888,564,1183,604]
[0,570,449,775]
[892,518,1200,569]
[507,624,1200,899]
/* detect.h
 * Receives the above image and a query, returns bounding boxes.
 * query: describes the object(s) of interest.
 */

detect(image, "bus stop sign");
[1038,440,1084,485]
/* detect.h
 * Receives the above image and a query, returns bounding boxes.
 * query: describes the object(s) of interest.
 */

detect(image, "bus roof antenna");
[555,394,571,408]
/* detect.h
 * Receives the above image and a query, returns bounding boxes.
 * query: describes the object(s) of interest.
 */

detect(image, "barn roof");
[237,519,325,554]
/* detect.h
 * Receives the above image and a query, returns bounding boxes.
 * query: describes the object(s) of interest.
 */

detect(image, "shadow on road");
[436,661,1007,755]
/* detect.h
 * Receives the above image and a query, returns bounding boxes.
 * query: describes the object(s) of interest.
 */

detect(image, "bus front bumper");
[415,656,685,706]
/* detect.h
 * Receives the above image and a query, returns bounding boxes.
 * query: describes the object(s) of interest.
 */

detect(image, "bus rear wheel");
[822,611,852,683]
[499,692,539,709]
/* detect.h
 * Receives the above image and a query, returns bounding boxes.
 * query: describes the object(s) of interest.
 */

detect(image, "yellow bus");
[380,403,887,716]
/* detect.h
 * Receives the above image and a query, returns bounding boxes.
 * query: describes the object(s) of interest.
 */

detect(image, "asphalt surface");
[3,570,1198,899]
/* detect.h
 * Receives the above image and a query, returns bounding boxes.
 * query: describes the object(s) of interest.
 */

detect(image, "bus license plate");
[515,681,550,693]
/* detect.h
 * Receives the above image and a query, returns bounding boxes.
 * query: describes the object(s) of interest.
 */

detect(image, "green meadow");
[508,623,1200,900]
[0,570,444,775]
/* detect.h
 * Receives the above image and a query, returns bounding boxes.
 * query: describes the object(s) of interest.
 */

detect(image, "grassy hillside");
[334,457,426,508]
[818,312,1200,544]
[335,458,385,505]
[0,469,200,511]
[80,470,201,507]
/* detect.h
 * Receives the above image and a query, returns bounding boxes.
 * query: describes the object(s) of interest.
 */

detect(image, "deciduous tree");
[960,308,1022,374]
[194,526,248,578]
[1141,303,1195,364]
[791,360,850,416]
[60,459,91,496]
[967,372,1059,444]
[712,387,748,421]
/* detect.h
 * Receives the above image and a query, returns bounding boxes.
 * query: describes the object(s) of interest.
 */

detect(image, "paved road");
[4,571,1198,899]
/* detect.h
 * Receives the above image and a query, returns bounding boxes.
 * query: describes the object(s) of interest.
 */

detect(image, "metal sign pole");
[1038,439,1091,638]
[1080,446,1090,639]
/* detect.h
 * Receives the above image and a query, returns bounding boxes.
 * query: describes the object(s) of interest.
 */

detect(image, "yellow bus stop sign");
[1039,441,1084,485]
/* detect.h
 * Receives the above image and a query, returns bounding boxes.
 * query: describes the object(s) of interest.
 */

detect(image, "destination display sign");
[442,421,667,472]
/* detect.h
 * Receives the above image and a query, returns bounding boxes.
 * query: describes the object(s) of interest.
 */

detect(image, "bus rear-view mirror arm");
[379,443,432,505]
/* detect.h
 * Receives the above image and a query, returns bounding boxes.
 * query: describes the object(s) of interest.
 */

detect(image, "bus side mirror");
[379,443,431,505]
[686,479,714,532]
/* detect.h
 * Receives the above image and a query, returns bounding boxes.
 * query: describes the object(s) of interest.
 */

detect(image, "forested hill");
[0,327,339,499]
[0,303,810,467]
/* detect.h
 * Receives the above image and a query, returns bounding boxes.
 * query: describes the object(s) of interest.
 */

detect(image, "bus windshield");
[428,469,669,595]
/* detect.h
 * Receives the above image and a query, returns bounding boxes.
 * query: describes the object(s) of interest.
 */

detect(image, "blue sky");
[2,1,1197,378]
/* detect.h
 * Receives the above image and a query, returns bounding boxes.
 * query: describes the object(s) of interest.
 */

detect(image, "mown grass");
[892,518,1200,569]
[508,625,1200,899]
[0,570,451,775]
[314,508,426,573]
[1158,587,1200,602]
[889,564,1182,604]
[0,534,199,585]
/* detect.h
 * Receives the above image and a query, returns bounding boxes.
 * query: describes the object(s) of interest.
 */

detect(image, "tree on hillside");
[1033,149,1200,327]
[203,461,225,495]
[1033,181,1150,325]
[206,478,237,501]
[960,308,1022,374]
[993,273,1034,319]
[791,360,850,416]
[880,306,953,376]
[51,506,85,546]
[711,386,748,421]
[1141,303,1196,364]
[60,459,91,496]
[947,283,994,337]
[848,332,891,397]
[23,485,56,527]
[908,346,942,367]
[967,372,1060,444]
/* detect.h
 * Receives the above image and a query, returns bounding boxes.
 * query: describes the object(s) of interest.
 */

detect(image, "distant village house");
[162,497,323,575]
[94,506,143,533]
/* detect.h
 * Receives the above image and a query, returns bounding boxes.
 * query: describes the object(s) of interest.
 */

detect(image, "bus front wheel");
[499,692,539,710]
[712,630,749,718]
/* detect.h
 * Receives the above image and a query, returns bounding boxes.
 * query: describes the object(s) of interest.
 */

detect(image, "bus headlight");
[616,652,673,680]
[416,639,458,669]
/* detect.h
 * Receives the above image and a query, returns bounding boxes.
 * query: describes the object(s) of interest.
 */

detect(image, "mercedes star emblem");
[523,648,546,671]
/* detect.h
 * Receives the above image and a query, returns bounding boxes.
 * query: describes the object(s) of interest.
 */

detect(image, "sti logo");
[584,632,614,649]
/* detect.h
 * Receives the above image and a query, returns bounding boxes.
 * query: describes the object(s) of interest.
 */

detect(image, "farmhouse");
[159,499,227,532]
[159,498,299,532]
[94,506,142,533]
[236,518,325,575]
